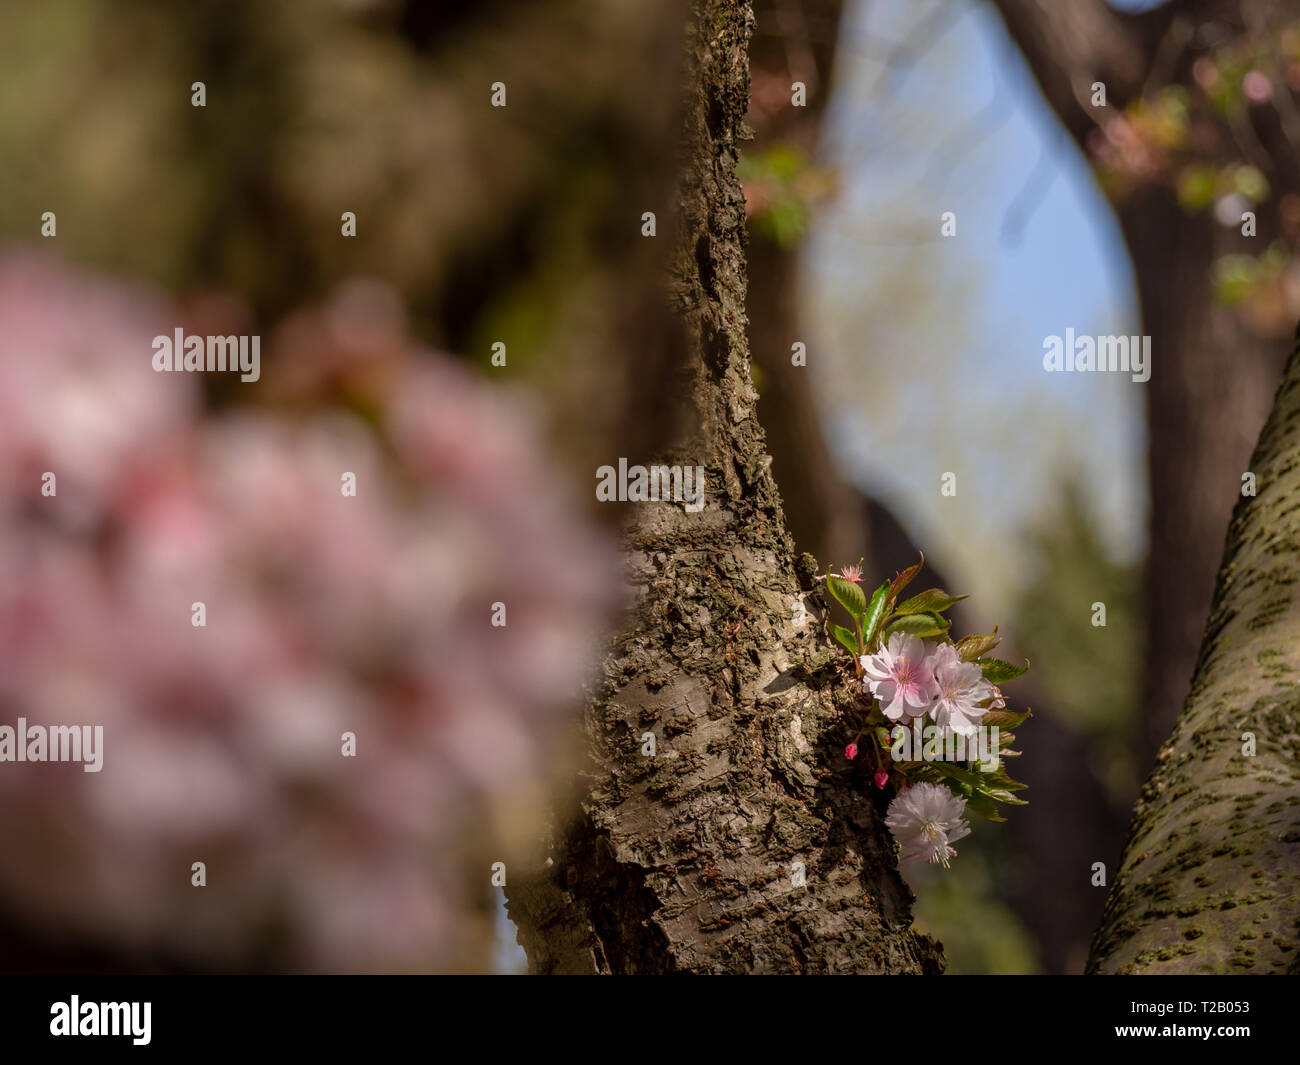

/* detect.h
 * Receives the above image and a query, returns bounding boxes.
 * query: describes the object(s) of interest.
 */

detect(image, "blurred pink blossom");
[1243,70,1273,103]
[0,253,620,971]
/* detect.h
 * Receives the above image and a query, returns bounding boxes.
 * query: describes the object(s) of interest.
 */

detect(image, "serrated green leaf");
[883,611,949,640]
[921,761,985,792]
[955,627,1000,661]
[861,581,891,648]
[977,765,1029,792]
[894,588,968,616]
[828,622,859,656]
[826,575,868,621]
[976,657,1028,684]
[964,791,1007,822]
[971,773,1030,809]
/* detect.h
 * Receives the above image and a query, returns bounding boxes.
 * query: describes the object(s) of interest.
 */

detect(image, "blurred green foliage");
[909,832,1040,975]
[739,144,838,248]
[1014,474,1142,803]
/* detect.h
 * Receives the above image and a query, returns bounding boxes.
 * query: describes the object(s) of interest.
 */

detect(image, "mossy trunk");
[1088,327,1300,974]
[503,0,942,973]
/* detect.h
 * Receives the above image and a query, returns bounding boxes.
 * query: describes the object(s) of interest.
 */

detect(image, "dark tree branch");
[984,0,1180,146]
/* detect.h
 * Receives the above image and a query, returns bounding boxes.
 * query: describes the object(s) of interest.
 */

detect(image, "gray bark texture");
[1088,327,1300,974]
[504,0,942,973]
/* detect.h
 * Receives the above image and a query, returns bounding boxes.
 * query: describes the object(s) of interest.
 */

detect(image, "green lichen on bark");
[503,0,942,973]
[1089,329,1300,974]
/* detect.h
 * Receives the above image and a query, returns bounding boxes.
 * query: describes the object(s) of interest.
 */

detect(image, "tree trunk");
[1088,326,1300,974]
[504,0,942,974]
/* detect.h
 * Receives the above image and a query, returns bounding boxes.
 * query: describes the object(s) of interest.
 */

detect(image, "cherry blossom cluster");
[818,556,1030,870]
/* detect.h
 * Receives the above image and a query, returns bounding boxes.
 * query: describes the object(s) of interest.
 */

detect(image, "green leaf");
[911,758,1030,816]
[983,707,1031,729]
[861,581,891,648]
[976,657,1028,684]
[964,790,1007,822]
[976,765,1029,794]
[919,761,985,793]
[899,755,1033,820]
[826,575,868,621]
[883,611,949,640]
[889,553,925,599]
[828,622,859,656]
[894,588,968,616]
[1176,165,1216,212]
[955,627,999,661]
[969,768,1030,810]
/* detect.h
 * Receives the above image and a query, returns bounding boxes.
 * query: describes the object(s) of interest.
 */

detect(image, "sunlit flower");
[860,633,936,721]
[885,782,971,868]
[927,643,995,737]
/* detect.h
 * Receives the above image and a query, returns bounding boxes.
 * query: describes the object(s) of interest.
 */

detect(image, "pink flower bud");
[874,770,889,789]
[845,743,858,761]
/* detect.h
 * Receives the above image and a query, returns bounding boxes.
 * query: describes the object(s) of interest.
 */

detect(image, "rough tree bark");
[1088,327,1300,974]
[990,0,1298,774]
[504,0,942,973]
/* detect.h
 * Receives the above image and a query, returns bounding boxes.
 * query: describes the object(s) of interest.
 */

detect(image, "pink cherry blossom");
[927,643,995,736]
[859,633,937,721]
[885,782,971,867]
